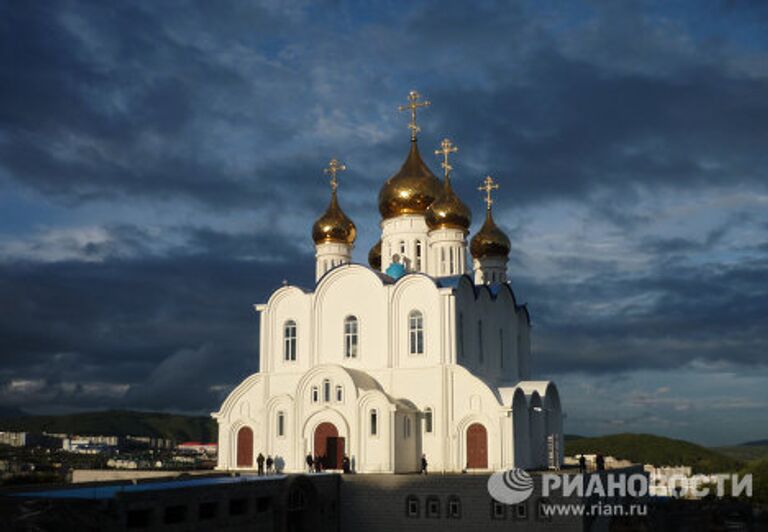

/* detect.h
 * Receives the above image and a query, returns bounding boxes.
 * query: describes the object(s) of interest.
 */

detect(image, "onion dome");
[312,189,356,245]
[425,176,472,232]
[470,208,510,259]
[368,239,382,270]
[378,140,443,219]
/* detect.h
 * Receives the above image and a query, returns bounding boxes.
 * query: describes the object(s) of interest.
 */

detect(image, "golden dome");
[368,239,382,270]
[425,176,472,232]
[378,140,443,219]
[470,208,511,258]
[312,190,356,245]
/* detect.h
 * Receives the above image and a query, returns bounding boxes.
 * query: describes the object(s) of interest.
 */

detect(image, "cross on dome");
[435,138,458,179]
[398,90,431,140]
[478,175,499,210]
[324,158,347,191]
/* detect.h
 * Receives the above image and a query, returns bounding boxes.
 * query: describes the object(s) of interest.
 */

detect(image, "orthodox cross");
[478,176,499,210]
[324,158,347,191]
[398,90,431,140]
[435,138,458,179]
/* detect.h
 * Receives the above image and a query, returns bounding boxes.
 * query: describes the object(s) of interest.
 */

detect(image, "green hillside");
[715,445,768,463]
[0,410,217,443]
[565,433,742,474]
[741,459,768,504]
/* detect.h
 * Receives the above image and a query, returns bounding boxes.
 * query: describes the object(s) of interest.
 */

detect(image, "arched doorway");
[314,422,344,469]
[466,423,488,469]
[236,426,253,467]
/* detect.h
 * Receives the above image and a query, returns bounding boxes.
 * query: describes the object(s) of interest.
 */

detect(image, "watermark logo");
[487,468,534,504]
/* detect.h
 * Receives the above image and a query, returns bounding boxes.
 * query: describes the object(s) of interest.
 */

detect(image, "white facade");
[214,136,564,474]
[214,267,564,473]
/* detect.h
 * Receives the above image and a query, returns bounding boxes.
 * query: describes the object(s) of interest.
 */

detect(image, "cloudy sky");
[1,0,767,445]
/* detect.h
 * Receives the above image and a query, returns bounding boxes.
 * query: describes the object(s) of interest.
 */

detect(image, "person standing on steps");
[421,454,428,474]
[305,453,314,473]
[256,453,265,475]
[266,455,274,474]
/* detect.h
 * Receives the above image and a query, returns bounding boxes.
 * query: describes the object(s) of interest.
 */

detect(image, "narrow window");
[426,496,440,518]
[277,411,285,437]
[370,409,378,436]
[499,329,504,369]
[415,240,422,270]
[447,496,461,519]
[478,321,484,363]
[491,500,506,520]
[409,310,424,355]
[323,379,331,402]
[440,247,446,274]
[449,247,455,274]
[424,407,433,433]
[458,313,464,358]
[399,240,406,255]
[283,320,297,361]
[404,416,411,438]
[335,385,343,402]
[406,495,419,518]
[344,316,359,358]
[515,502,528,519]
[311,386,319,403]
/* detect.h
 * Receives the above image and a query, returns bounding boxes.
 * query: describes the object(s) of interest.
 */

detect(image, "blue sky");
[1,0,767,445]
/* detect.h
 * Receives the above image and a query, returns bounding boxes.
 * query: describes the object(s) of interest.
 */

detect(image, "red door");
[466,423,488,469]
[313,422,338,460]
[236,426,253,467]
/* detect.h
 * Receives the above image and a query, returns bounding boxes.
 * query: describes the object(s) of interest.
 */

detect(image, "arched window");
[344,315,359,358]
[478,320,484,363]
[335,385,343,402]
[409,310,424,355]
[449,247,455,274]
[399,240,406,255]
[277,411,285,437]
[424,407,433,433]
[370,409,378,436]
[283,320,297,361]
[311,385,319,403]
[323,379,331,402]
[404,416,412,438]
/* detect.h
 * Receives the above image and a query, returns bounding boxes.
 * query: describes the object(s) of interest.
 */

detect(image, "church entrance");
[466,423,488,469]
[314,422,344,469]
[236,426,253,467]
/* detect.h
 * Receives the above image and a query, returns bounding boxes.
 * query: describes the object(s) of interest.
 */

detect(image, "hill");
[0,410,217,443]
[715,444,768,463]
[564,433,742,474]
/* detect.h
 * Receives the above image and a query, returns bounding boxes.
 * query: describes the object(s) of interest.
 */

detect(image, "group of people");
[305,453,352,473]
[255,453,278,475]
[577,453,605,473]
[252,452,429,475]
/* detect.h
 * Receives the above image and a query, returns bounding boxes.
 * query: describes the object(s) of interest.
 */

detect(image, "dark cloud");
[0,0,766,441]
[0,226,313,411]
[523,256,768,374]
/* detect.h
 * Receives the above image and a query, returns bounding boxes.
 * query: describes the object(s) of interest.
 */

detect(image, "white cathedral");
[213,91,564,474]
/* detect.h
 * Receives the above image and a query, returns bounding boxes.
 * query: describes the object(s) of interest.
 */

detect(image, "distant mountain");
[0,410,217,443]
[565,433,743,474]
[564,434,585,441]
[740,439,768,446]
